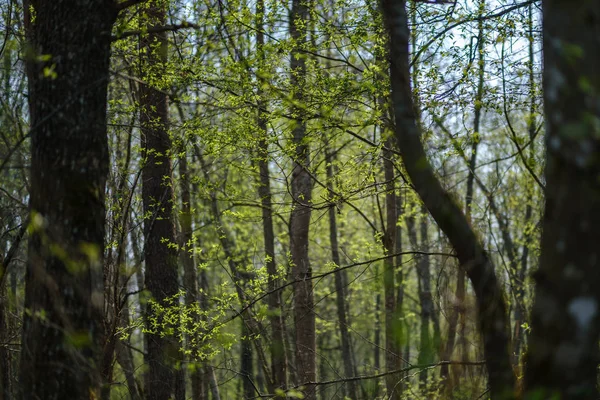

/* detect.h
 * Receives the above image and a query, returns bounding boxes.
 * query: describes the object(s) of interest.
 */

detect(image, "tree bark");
[20,1,116,398]
[255,0,287,390]
[524,1,600,398]
[380,2,515,398]
[382,137,401,400]
[325,145,357,399]
[139,3,181,399]
[289,0,316,398]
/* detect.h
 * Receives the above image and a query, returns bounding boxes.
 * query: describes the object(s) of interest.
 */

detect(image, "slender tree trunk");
[20,1,115,398]
[115,300,142,400]
[512,2,536,370]
[524,1,600,398]
[460,0,485,383]
[382,136,401,399]
[194,146,272,393]
[139,3,181,399]
[325,145,357,399]
[289,0,315,398]
[179,149,205,399]
[241,319,254,399]
[207,365,221,400]
[408,209,436,388]
[380,2,515,398]
[255,0,287,390]
[374,290,381,374]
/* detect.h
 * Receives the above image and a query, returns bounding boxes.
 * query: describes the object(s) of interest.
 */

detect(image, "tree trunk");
[459,0,485,381]
[115,300,142,400]
[241,319,254,399]
[20,1,115,398]
[382,136,401,400]
[255,0,287,390]
[512,2,536,370]
[194,145,272,393]
[139,3,181,399]
[179,149,205,399]
[380,2,515,398]
[524,1,600,398]
[325,145,357,399]
[289,0,315,398]
[408,210,436,388]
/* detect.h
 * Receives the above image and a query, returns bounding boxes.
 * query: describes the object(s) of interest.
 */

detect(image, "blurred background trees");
[2,0,598,399]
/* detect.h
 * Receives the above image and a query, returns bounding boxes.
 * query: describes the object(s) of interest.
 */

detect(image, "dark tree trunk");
[289,0,315,398]
[524,1,600,398]
[374,291,381,374]
[380,2,515,398]
[20,1,116,398]
[241,319,254,399]
[382,137,401,400]
[408,210,436,388]
[139,3,181,399]
[325,145,357,399]
[255,0,287,390]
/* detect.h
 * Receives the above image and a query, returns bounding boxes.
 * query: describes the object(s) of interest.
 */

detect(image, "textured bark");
[382,137,401,399]
[524,1,600,398]
[256,0,287,389]
[140,3,181,399]
[20,1,115,398]
[289,0,316,398]
[381,2,515,398]
[325,145,357,399]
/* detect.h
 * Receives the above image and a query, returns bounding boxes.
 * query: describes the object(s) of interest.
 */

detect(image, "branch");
[253,360,486,398]
[112,21,201,41]
[0,221,27,290]
[115,0,146,12]
[411,0,538,67]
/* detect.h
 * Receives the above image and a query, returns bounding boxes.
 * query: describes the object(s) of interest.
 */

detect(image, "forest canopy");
[1,0,600,399]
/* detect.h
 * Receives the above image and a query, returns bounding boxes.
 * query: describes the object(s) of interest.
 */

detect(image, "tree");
[381,1,515,398]
[524,1,600,398]
[19,1,117,398]
[289,0,316,398]
[139,2,182,399]
[8,0,600,398]
[255,0,287,390]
